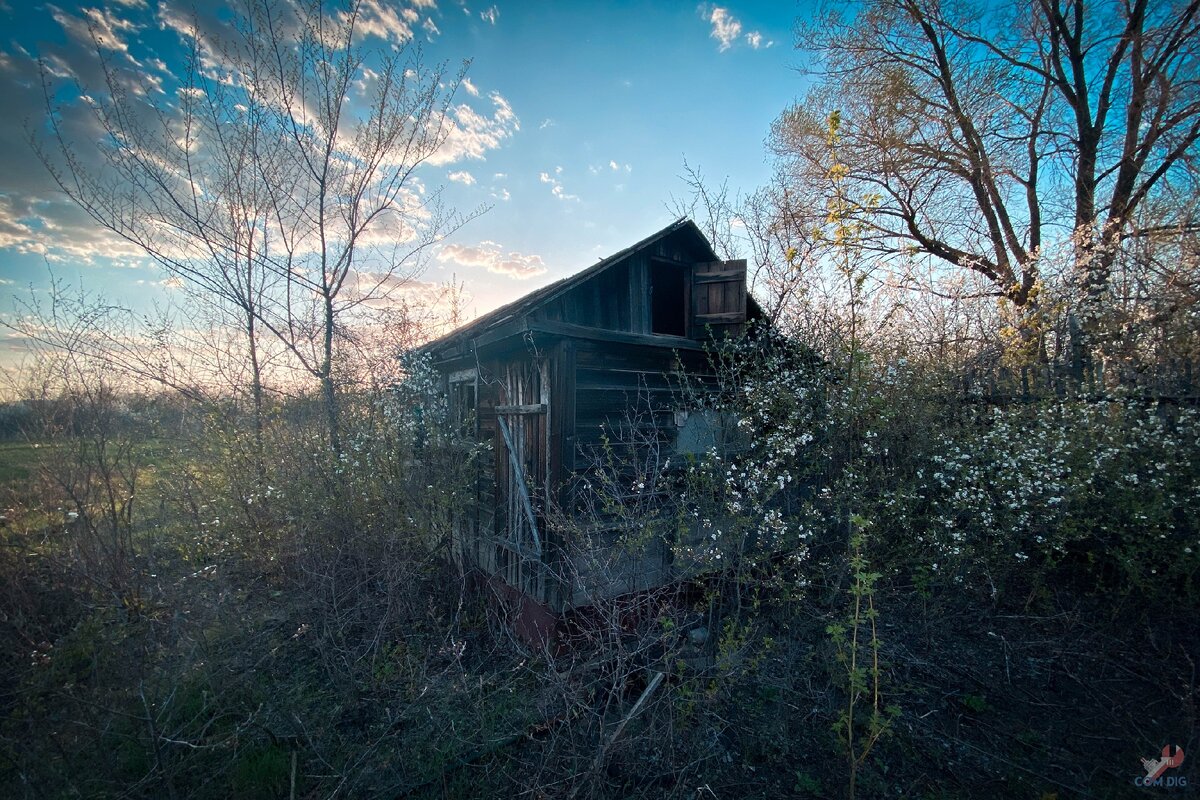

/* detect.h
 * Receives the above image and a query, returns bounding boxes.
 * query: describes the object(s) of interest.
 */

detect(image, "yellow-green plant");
[826,514,899,800]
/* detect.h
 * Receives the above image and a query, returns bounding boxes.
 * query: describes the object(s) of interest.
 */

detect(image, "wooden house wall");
[452,338,720,612]
[571,343,697,462]
[442,228,746,612]
[559,342,719,607]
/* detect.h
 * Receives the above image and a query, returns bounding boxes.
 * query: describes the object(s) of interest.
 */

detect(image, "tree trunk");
[322,291,340,455]
[247,307,266,486]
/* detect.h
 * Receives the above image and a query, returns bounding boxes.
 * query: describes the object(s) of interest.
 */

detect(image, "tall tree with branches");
[773,0,1200,354]
[37,0,471,454]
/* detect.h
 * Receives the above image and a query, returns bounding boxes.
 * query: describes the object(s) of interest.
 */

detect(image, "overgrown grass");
[0,374,1196,799]
[0,441,38,484]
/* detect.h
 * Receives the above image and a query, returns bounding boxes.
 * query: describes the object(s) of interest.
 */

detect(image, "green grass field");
[0,440,39,485]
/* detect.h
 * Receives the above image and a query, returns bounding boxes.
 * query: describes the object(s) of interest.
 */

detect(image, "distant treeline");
[0,391,350,442]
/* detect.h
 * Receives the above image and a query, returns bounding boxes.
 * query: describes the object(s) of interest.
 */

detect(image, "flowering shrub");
[893,399,1200,597]
[656,332,831,571]
[648,331,1200,603]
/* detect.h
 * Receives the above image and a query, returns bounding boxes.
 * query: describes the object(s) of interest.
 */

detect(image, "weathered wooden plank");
[576,365,680,383]
[528,320,703,350]
[692,269,746,283]
[574,390,678,408]
[498,398,542,555]
[691,258,747,338]
[630,254,648,334]
[576,373,679,391]
[550,343,577,607]
[472,317,529,350]
[694,311,745,323]
[697,258,747,273]
[576,343,699,370]
[495,403,547,415]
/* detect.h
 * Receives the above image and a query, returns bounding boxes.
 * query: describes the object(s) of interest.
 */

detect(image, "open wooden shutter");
[691,259,747,338]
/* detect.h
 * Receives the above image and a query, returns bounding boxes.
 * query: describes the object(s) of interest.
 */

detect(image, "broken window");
[448,371,477,437]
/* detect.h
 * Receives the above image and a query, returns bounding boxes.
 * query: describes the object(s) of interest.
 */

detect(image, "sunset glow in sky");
[0,1,807,366]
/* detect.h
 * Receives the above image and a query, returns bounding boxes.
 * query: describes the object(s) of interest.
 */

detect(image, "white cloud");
[480,5,499,24]
[491,187,510,201]
[353,190,429,249]
[538,170,579,202]
[7,0,502,272]
[704,5,740,51]
[592,160,632,175]
[342,270,442,309]
[700,5,771,52]
[422,16,440,39]
[462,76,480,96]
[50,4,143,55]
[437,240,547,279]
[0,198,38,253]
[428,91,520,165]
[448,170,476,185]
[350,0,418,42]
[539,118,555,130]
[0,194,147,264]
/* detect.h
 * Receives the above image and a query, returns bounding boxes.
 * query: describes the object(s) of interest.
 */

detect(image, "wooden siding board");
[529,321,703,352]
[693,269,745,283]
[552,258,634,332]
[576,368,679,391]
[546,339,576,610]
[473,317,529,350]
[630,254,648,334]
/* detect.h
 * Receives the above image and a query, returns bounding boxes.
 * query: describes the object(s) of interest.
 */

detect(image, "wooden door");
[494,358,550,600]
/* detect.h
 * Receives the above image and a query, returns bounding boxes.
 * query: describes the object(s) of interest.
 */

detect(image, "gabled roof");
[418,218,718,358]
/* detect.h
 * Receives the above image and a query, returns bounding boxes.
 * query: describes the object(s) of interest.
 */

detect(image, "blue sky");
[0,0,809,363]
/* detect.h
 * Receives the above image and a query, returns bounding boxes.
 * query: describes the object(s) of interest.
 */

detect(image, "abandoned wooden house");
[417,219,762,643]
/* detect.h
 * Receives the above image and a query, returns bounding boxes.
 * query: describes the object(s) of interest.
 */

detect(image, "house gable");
[419,218,755,364]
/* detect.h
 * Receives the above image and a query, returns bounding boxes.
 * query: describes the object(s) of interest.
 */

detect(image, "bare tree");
[6,293,147,609]
[773,0,1200,347]
[37,0,473,453]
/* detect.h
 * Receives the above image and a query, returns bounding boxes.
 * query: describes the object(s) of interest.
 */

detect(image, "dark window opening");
[450,380,476,437]
[650,261,687,336]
